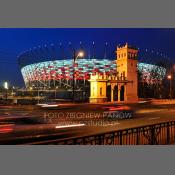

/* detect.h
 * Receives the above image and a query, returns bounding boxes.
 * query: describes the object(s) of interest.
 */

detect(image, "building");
[89,43,138,103]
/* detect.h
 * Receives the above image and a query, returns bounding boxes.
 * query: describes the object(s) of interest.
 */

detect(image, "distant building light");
[4,82,8,90]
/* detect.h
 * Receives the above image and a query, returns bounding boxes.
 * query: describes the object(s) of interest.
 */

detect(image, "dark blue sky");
[0,28,175,87]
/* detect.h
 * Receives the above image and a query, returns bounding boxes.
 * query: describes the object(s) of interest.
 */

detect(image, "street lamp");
[72,50,84,102]
[77,51,84,58]
[167,75,172,99]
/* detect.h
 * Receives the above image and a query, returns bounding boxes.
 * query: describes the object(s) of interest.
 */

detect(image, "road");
[0,102,175,144]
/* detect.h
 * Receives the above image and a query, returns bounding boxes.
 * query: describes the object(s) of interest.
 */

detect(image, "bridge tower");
[116,43,138,101]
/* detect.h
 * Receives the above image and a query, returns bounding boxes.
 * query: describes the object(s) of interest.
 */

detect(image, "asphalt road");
[0,102,175,144]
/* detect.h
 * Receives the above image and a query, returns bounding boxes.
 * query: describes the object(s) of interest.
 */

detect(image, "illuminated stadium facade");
[18,43,166,91]
[20,59,166,89]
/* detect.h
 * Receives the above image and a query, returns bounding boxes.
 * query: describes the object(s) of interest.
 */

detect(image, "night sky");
[0,28,175,87]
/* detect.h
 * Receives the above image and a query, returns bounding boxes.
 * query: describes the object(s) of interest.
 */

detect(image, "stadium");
[18,44,166,92]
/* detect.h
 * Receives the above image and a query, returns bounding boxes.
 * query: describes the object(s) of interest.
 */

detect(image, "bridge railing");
[28,120,175,145]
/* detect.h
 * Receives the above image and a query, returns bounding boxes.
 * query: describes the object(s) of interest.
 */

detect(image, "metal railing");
[26,120,175,145]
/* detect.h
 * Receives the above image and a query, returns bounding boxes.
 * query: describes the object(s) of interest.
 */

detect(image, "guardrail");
[24,120,175,145]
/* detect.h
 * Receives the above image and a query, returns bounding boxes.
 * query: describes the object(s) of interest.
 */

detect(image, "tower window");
[100,87,102,95]
[93,87,95,96]
[128,52,130,58]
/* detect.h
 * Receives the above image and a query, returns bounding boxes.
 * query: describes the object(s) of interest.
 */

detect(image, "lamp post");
[167,75,172,99]
[55,86,58,99]
[37,89,40,104]
[72,50,84,102]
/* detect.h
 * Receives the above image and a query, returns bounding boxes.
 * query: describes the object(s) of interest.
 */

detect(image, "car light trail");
[55,123,85,129]
[42,104,59,108]
[0,124,14,133]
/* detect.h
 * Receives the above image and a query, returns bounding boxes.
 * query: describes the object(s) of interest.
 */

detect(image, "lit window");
[93,87,95,96]
[100,87,102,95]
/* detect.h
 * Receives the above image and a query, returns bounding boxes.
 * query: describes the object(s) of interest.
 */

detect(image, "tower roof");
[117,43,138,50]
